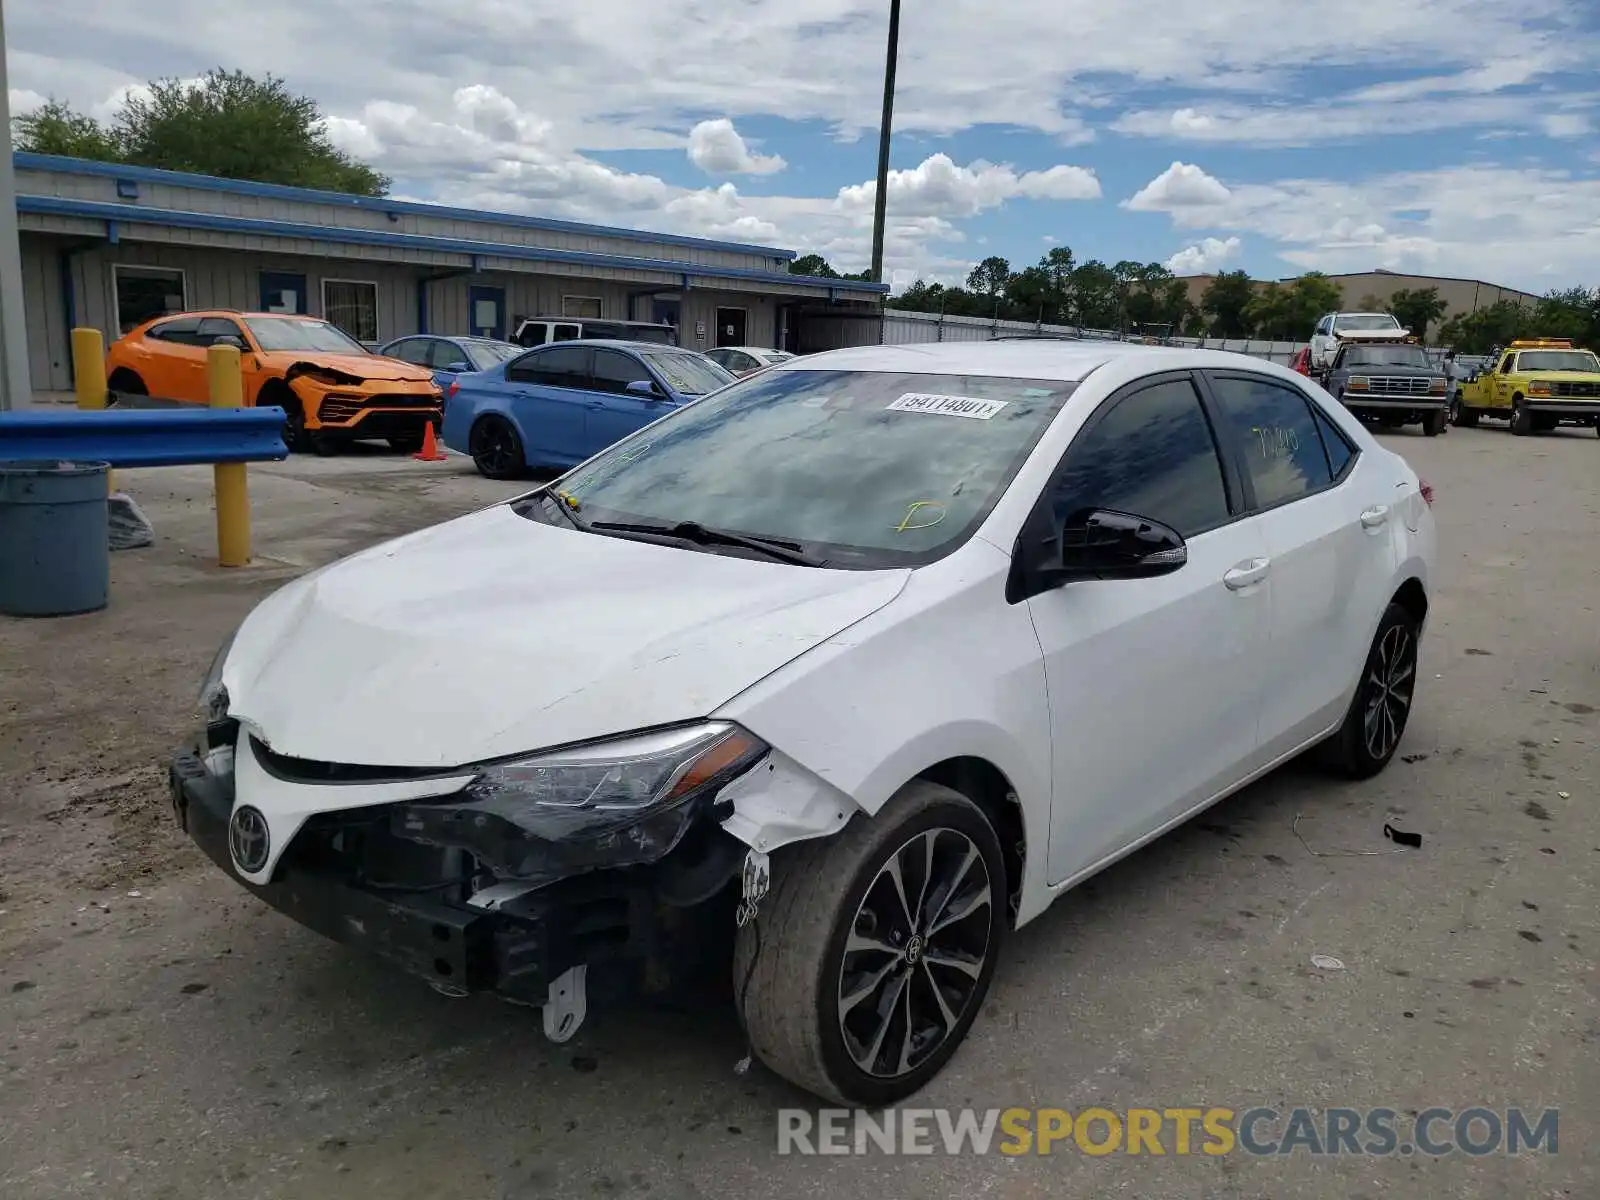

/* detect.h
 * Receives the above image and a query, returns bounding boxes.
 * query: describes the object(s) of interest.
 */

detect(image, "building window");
[322,279,380,342]
[562,295,603,319]
[112,265,186,333]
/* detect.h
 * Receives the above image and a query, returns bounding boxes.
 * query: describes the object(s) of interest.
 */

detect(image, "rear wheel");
[469,415,524,479]
[1451,398,1479,427]
[1320,602,1420,780]
[734,781,1006,1106]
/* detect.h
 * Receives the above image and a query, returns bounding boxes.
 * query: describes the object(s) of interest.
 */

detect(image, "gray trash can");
[0,460,111,617]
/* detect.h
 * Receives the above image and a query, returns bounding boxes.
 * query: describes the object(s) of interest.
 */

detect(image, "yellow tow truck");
[1451,338,1600,437]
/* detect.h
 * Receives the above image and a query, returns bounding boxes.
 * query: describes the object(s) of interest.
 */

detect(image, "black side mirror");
[1056,509,1188,581]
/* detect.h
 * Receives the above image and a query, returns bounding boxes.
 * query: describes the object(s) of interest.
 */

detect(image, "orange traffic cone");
[413,420,448,462]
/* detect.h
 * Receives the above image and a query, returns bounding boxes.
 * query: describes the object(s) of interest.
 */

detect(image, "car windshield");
[466,341,521,369]
[529,370,1078,569]
[1334,314,1402,332]
[244,318,369,354]
[1518,350,1600,373]
[1344,345,1430,368]
[641,350,735,396]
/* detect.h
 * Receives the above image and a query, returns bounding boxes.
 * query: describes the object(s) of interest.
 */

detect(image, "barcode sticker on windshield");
[887,393,1010,420]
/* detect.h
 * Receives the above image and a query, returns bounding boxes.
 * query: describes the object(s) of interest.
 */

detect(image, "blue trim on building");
[15,194,890,295]
[14,151,799,262]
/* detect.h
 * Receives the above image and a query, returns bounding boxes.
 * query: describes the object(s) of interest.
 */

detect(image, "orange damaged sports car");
[105,311,443,454]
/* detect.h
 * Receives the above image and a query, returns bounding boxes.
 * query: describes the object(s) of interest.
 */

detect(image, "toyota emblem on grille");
[228,805,271,874]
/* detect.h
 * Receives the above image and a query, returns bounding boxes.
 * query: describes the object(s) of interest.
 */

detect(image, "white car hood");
[222,504,908,768]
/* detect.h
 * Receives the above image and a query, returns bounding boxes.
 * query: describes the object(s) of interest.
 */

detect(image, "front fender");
[713,541,1053,920]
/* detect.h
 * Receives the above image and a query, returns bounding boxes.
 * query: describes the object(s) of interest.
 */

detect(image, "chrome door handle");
[1223,558,1271,590]
[1360,505,1390,528]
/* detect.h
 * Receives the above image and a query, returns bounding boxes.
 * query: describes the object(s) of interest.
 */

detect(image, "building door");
[715,307,747,347]
[468,285,506,340]
[259,272,307,314]
[652,298,681,339]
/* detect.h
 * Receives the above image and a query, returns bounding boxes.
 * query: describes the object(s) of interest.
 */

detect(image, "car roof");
[518,316,673,327]
[765,339,1181,382]
[524,338,684,351]
[151,310,326,322]
[715,345,790,355]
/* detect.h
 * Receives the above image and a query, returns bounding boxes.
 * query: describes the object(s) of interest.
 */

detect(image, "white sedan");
[171,340,1435,1106]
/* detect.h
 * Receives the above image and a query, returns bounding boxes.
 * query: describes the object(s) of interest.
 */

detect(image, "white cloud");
[686,118,785,176]
[1166,236,1242,274]
[1125,162,1232,211]
[7,89,46,116]
[1140,165,1600,290]
[837,153,1099,217]
[1542,112,1593,138]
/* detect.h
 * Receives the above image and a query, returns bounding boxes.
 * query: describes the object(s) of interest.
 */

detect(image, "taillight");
[447,380,460,398]
[1420,478,1434,506]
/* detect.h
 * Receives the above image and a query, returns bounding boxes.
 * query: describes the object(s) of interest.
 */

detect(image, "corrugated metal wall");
[16,166,789,274]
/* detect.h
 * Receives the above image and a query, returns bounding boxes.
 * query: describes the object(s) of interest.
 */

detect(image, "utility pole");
[0,0,32,410]
[868,0,901,286]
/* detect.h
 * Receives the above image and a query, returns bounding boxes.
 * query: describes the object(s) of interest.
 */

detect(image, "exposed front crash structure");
[283,361,442,450]
[168,709,857,1039]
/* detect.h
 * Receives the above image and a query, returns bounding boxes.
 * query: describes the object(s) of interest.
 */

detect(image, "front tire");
[1423,408,1447,437]
[1511,398,1533,436]
[734,781,1006,1106]
[1321,602,1420,780]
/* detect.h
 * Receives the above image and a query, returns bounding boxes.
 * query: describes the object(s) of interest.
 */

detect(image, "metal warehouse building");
[11,152,887,393]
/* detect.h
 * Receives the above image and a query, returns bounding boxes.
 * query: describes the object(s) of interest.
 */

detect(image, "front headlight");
[197,626,238,722]
[1527,381,1551,396]
[395,723,769,882]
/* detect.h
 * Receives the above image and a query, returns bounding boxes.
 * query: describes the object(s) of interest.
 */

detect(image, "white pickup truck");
[1310,311,1411,370]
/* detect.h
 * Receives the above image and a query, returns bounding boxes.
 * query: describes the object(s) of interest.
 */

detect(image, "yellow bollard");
[206,343,251,568]
[71,327,115,492]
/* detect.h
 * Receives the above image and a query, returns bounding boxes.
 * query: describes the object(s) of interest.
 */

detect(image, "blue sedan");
[442,339,737,478]
[379,334,522,390]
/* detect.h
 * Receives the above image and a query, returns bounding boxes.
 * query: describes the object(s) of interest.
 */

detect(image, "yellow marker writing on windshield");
[895,500,947,532]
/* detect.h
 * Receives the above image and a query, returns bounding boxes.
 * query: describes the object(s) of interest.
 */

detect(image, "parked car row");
[99,306,793,458]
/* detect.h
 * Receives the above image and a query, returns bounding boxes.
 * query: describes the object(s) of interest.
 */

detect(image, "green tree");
[789,254,839,278]
[1069,260,1121,328]
[115,70,388,194]
[1200,270,1257,337]
[13,99,123,161]
[1437,300,1534,355]
[1388,287,1449,340]
[12,70,388,196]
[966,256,1013,301]
[1246,272,1343,340]
[1530,287,1600,348]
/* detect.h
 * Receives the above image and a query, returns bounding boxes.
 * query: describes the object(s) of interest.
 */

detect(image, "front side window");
[195,317,247,347]
[591,349,653,394]
[1207,375,1335,508]
[538,370,1080,568]
[466,341,520,370]
[244,317,370,354]
[1048,377,1231,539]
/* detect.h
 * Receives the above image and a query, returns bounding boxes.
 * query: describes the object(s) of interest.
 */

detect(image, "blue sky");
[8,0,1600,293]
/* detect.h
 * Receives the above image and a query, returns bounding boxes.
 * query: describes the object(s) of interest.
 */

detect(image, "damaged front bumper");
[168,742,747,1012]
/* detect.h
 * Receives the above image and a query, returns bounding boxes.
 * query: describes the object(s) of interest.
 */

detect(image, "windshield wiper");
[588,519,826,567]
[539,490,591,531]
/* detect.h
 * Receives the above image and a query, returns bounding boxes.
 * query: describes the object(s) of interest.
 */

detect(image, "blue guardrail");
[0,407,289,468]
